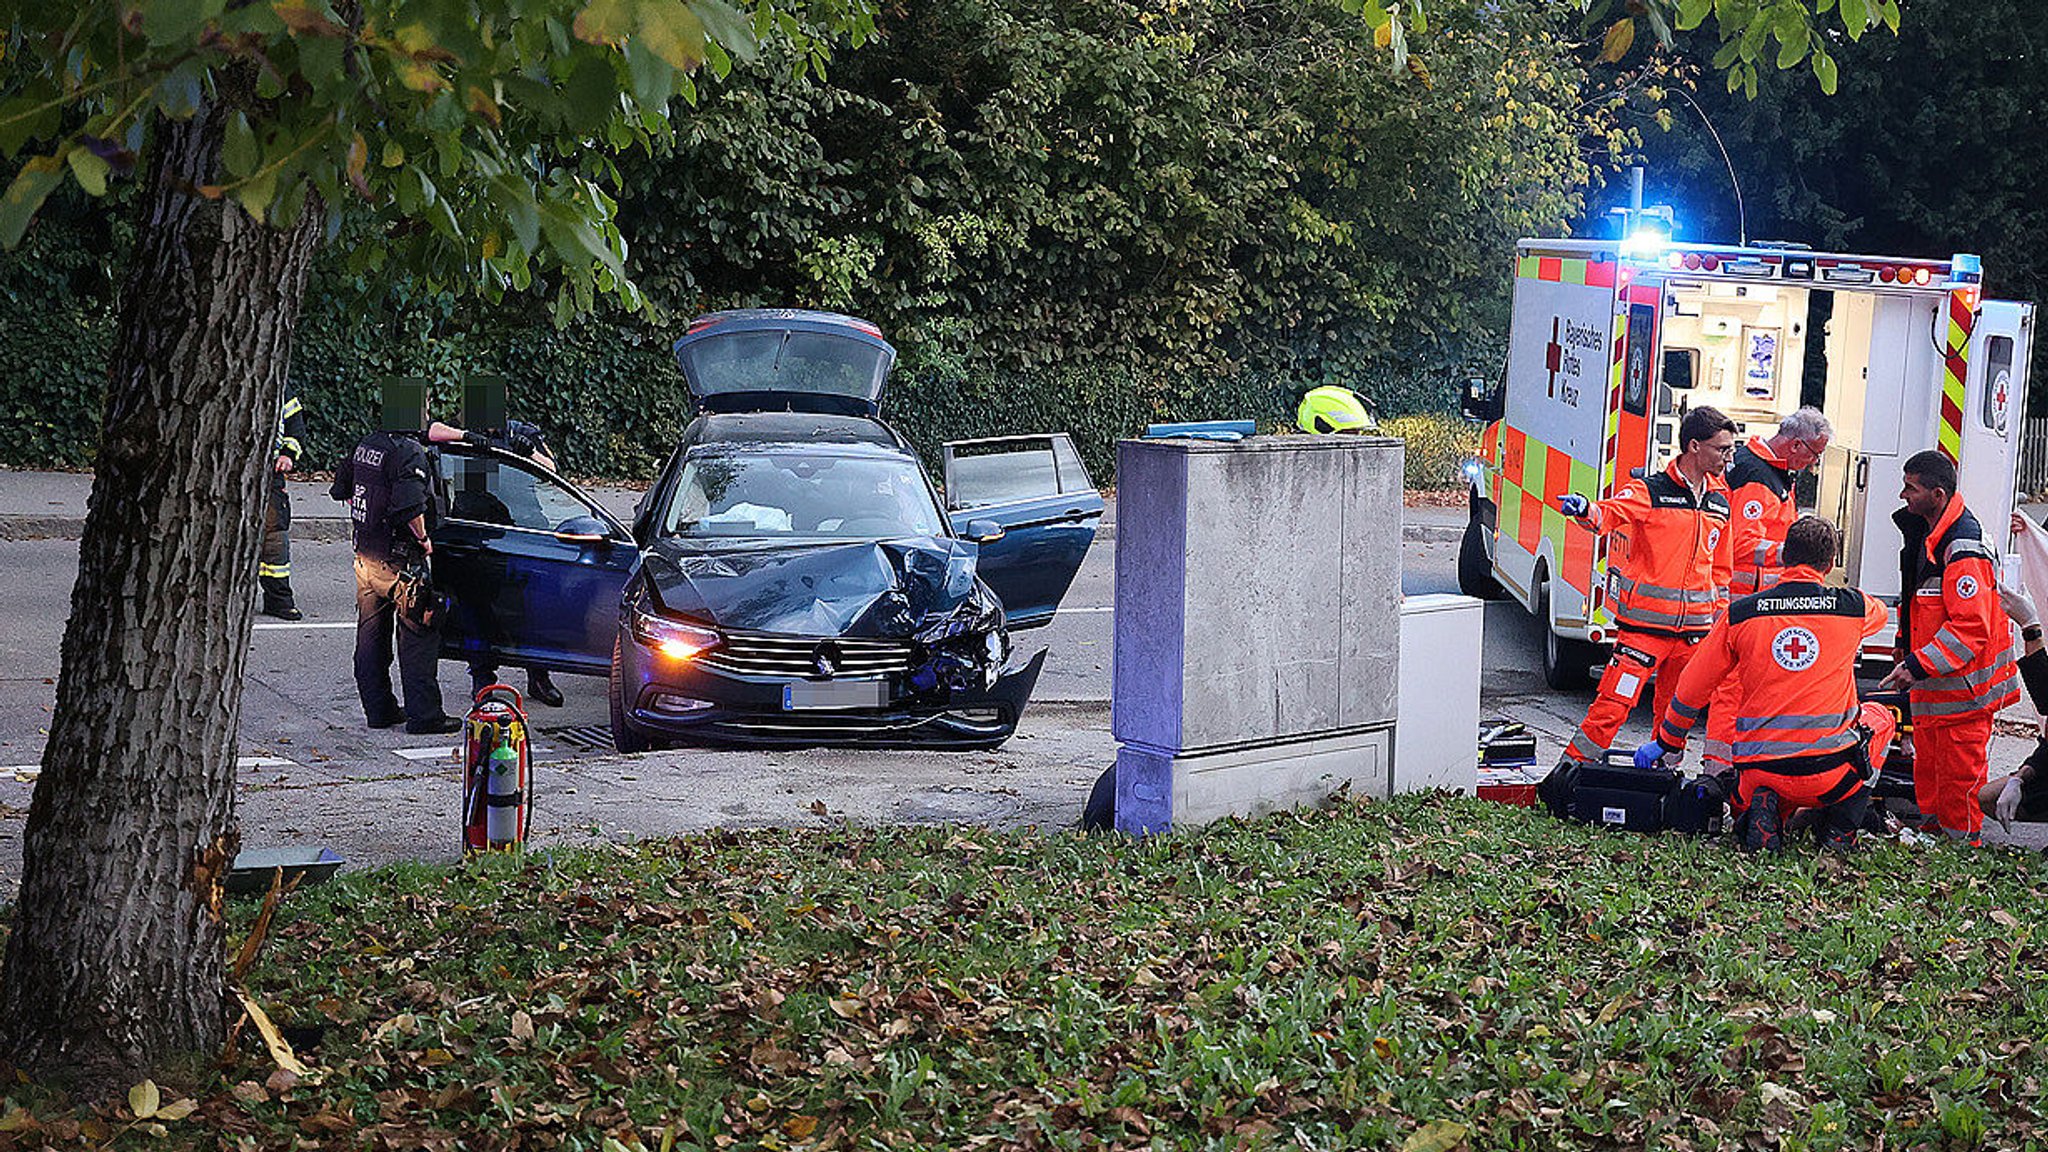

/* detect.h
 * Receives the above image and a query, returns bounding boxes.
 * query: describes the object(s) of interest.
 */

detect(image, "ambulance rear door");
[1956,299,2034,551]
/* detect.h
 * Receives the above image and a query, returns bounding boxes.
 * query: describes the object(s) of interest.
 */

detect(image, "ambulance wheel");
[1458,517,1506,600]
[609,637,654,754]
[1542,623,1601,690]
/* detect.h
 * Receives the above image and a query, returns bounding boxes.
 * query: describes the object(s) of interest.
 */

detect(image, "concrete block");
[1394,594,1483,794]
[1113,726,1392,836]
[1110,434,1404,831]
[1112,435,1403,753]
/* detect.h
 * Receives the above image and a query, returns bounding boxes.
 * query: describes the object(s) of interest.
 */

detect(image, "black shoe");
[1743,786,1785,853]
[528,670,565,708]
[404,715,463,736]
[366,712,404,730]
[259,577,302,620]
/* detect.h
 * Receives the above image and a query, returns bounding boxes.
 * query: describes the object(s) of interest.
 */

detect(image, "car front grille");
[698,630,916,679]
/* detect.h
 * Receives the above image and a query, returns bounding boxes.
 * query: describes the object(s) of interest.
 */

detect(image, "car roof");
[684,411,914,456]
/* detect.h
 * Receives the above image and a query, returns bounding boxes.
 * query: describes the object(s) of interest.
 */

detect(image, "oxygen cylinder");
[486,741,523,847]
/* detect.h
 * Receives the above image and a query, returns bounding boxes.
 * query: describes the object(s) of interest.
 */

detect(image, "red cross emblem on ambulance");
[1546,317,1563,398]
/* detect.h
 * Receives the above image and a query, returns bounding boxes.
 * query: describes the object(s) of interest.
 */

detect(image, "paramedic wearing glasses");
[1877,451,2019,845]
[1702,407,1835,778]
[1538,406,1737,812]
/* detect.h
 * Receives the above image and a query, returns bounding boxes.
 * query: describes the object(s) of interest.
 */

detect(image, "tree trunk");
[0,102,322,1094]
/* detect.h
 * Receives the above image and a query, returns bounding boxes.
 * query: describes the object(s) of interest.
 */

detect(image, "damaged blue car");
[428,309,1103,751]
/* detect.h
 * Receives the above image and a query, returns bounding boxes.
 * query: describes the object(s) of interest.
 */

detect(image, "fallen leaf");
[231,1081,269,1105]
[511,1010,535,1042]
[784,1115,819,1138]
[809,800,828,816]
[128,1080,160,1120]
[155,1099,197,1121]
[1402,1119,1469,1152]
[828,997,863,1019]
[234,985,311,1076]
[1991,909,2019,929]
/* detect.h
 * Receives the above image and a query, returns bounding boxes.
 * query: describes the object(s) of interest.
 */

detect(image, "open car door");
[943,434,1103,628]
[431,446,640,677]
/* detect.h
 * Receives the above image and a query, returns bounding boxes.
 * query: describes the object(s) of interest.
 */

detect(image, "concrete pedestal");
[1111,434,1404,833]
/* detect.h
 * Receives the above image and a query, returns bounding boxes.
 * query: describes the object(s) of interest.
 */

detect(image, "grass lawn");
[5,793,2048,1150]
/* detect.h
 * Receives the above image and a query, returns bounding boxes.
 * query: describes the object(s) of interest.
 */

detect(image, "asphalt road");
[1,527,2041,893]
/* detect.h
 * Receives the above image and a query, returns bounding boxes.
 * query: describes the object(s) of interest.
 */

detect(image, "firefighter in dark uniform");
[331,399,467,735]
[259,387,309,620]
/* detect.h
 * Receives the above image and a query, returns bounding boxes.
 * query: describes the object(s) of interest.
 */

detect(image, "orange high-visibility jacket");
[1657,568,1888,764]
[1582,461,1733,637]
[1895,497,2019,719]
[1726,437,1797,597]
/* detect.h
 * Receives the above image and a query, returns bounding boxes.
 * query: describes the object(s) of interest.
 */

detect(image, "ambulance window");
[1663,348,1699,390]
[1982,336,2014,432]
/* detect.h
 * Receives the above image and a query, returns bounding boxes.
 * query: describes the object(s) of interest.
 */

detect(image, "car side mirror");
[554,514,615,548]
[965,518,1006,544]
[1461,376,1503,423]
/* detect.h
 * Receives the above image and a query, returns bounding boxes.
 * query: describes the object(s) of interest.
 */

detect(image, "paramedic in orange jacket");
[1541,406,1737,794]
[1878,450,2020,844]
[1637,516,1892,851]
[1702,407,1834,775]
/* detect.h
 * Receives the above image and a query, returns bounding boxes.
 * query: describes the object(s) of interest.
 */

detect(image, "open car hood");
[642,536,984,638]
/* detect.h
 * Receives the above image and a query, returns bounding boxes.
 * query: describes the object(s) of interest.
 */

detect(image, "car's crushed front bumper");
[620,646,1046,750]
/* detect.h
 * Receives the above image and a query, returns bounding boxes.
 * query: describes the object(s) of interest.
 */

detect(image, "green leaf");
[1676,0,1712,31]
[65,147,109,196]
[0,96,63,160]
[1401,1120,1468,1152]
[142,0,226,47]
[624,40,678,109]
[1776,22,1808,69]
[1644,3,1671,48]
[562,54,622,129]
[1813,49,1838,95]
[540,200,622,277]
[1408,0,1425,35]
[0,155,65,248]
[1880,0,1899,32]
[491,176,541,253]
[233,168,278,224]
[1840,0,1869,32]
[1598,18,1634,64]
[154,62,206,119]
[687,0,757,63]
[638,0,708,71]
[222,112,259,179]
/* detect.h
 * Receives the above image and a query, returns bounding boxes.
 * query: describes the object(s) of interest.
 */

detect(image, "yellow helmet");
[1296,386,1376,434]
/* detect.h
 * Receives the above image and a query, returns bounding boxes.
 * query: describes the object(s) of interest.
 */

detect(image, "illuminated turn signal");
[631,612,720,663]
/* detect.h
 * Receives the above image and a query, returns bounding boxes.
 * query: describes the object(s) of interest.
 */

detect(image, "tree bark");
[0,101,323,1094]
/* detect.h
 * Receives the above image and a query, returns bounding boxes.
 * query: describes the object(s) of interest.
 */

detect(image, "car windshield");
[677,329,889,404]
[661,451,947,539]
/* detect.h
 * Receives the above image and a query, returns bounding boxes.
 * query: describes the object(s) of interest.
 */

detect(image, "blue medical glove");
[1558,494,1590,518]
[1633,739,1676,771]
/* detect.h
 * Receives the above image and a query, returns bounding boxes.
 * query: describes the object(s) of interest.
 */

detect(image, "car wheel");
[1535,567,1600,690]
[609,636,652,755]
[1457,508,1506,601]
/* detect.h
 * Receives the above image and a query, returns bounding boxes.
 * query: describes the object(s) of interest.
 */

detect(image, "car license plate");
[782,680,887,710]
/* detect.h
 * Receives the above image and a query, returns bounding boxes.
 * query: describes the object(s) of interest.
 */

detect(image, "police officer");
[331,389,468,735]
[1635,516,1894,851]
[259,387,309,620]
[1538,406,1736,811]
[464,417,565,708]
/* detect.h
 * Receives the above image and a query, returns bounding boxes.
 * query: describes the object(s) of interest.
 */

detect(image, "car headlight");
[631,612,720,663]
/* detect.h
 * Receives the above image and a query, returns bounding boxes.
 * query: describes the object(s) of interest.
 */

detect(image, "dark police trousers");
[353,554,443,726]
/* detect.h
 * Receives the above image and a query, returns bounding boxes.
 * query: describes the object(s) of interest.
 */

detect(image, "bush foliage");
[0,0,1614,481]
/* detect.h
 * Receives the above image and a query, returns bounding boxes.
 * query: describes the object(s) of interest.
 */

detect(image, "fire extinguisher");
[462,684,531,853]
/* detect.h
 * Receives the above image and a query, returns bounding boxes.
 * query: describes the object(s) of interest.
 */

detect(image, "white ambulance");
[1460,238,2034,686]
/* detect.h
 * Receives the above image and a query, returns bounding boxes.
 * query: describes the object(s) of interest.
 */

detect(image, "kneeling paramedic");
[1538,407,1735,812]
[1634,516,1893,850]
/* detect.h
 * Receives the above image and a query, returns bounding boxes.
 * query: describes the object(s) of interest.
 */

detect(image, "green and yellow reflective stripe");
[259,563,291,578]
[282,397,303,418]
